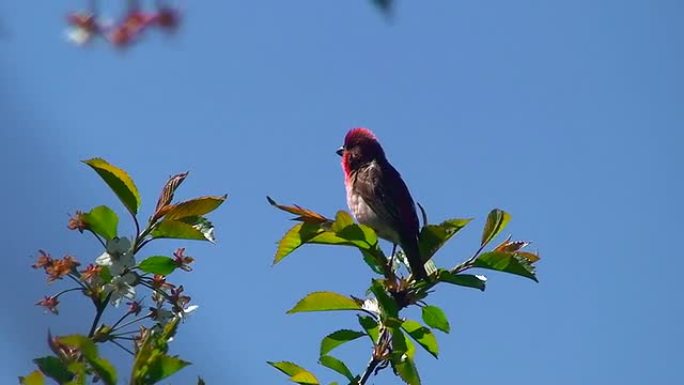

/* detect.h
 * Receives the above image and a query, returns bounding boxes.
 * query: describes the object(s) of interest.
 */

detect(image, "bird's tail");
[402,238,427,280]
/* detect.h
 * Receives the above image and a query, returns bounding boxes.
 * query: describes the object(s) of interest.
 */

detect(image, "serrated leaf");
[516,251,541,263]
[152,220,208,242]
[437,271,486,291]
[320,330,366,356]
[357,315,380,343]
[494,238,540,263]
[181,216,216,242]
[319,356,355,382]
[287,292,361,314]
[401,320,439,358]
[392,355,421,385]
[138,256,176,275]
[19,370,45,385]
[83,158,141,215]
[268,362,319,385]
[418,218,472,260]
[33,356,73,383]
[164,195,227,220]
[391,327,409,356]
[493,236,528,253]
[146,355,190,383]
[481,209,511,246]
[421,305,450,333]
[83,206,118,240]
[369,279,398,318]
[474,251,538,281]
[267,197,331,224]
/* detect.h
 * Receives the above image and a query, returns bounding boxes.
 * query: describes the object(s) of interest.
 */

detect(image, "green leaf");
[290,372,320,385]
[330,211,378,248]
[473,251,537,281]
[151,220,208,242]
[319,356,355,382]
[58,335,97,358]
[58,335,117,385]
[481,209,511,247]
[138,256,177,275]
[268,362,319,385]
[330,210,354,231]
[88,357,117,385]
[83,206,118,240]
[164,195,227,220]
[273,211,384,266]
[389,326,416,359]
[369,279,398,318]
[437,271,486,291]
[19,370,45,385]
[181,216,216,242]
[99,266,113,284]
[392,355,421,385]
[33,356,73,383]
[401,320,439,358]
[418,218,472,260]
[320,329,365,356]
[391,327,409,356]
[287,292,361,314]
[357,315,380,343]
[421,305,450,333]
[64,362,87,385]
[360,249,386,275]
[273,223,323,264]
[82,158,141,215]
[146,355,190,383]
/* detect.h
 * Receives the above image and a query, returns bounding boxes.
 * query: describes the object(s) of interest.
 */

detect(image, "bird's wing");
[353,161,419,239]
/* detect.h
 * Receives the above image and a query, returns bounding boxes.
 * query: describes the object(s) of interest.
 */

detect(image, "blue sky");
[1,0,683,384]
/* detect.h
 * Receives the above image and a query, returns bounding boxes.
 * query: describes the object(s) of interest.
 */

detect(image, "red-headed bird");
[337,128,427,280]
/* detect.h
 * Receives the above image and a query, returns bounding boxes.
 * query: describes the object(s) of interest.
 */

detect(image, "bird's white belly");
[346,185,400,244]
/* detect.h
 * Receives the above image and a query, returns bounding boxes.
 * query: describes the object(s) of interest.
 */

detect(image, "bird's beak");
[336,146,344,156]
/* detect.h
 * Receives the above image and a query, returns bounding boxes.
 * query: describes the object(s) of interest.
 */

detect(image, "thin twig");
[88,292,112,338]
[110,339,134,355]
[114,315,151,331]
[358,358,380,385]
[54,287,85,298]
[67,273,89,290]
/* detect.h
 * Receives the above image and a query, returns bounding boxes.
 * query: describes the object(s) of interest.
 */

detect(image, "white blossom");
[105,273,136,307]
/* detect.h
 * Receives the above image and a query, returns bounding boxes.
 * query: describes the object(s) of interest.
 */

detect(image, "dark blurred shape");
[372,0,395,15]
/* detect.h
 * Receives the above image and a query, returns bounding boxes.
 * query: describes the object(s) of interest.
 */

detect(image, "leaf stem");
[450,242,487,275]
[88,229,107,249]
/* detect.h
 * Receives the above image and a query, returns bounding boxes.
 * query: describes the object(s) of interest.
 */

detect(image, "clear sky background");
[1,1,682,384]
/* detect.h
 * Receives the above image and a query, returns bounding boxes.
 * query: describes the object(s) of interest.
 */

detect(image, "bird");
[337,128,427,280]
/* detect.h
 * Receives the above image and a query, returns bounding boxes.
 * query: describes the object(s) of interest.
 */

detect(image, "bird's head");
[337,128,386,175]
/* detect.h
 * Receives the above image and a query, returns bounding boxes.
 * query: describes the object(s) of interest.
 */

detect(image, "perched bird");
[337,128,427,280]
